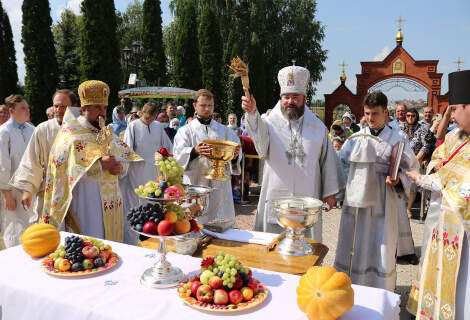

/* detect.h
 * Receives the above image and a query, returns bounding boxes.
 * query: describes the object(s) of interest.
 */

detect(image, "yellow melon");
[21,223,60,258]
[297,266,354,320]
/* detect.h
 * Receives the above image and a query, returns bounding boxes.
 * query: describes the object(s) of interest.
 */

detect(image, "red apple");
[232,274,243,290]
[190,280,202,296]
[213,289,229,305]
[157,220,174,236]
[241,287,254,301]
[247,281,259,294]
[196,284,213,303]
[82,246,99,259]
[229,290,243,305]
[208,276,223,289]
[143,221,158,235]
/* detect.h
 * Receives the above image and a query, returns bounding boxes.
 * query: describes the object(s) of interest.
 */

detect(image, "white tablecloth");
[0,232,400,320]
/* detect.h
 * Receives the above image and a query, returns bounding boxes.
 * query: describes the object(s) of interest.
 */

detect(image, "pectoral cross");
[97,116,112,155]
[285,138,306,167]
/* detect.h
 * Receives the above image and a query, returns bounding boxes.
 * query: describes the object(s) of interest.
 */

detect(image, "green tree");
[0,0,18,101]
[80,0,122,114]
[116,0,143,49]
[198,3,223,111]
[172,0,201,90]
[22,0,58,123]
[53,9,81,93]
[142,0,167,86]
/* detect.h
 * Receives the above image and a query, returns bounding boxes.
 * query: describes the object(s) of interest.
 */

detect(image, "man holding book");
[334,90,419,291]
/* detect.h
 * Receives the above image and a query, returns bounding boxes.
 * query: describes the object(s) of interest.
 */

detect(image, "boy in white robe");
[120,102,172,244]
[173,89,241,224]
[334,90,419,291]
[0,95,35,248]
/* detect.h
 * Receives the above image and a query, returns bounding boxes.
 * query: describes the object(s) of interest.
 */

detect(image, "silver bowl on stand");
[273,196,323,256]
[135,184,211,289]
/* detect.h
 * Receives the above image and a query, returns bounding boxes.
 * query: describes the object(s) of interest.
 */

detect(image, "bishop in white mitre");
[0,95,35,248]
[242,65,344,242]
[173,89,241,225]
[10,90,75,220]
[334,90,419,291]
[120,102,172,244]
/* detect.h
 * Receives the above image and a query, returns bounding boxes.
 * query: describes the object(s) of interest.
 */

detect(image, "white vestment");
[245,102,344,242]
[0,120,36,248]
[334,126,419,291]
[10,118,60,218]
[120,119,173,244]
[173,118,241,224]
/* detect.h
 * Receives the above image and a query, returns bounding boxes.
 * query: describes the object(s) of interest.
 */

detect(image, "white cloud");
[56,0,83,19]
[373,46,390,62]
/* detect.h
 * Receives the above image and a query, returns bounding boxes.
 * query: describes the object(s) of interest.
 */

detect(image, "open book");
[388,141,405,181]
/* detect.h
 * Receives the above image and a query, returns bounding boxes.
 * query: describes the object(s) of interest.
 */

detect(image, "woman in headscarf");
[112,106,127,136]
[328,120,352,141]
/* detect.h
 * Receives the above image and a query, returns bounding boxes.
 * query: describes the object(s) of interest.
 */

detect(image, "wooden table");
[139,236,328,275]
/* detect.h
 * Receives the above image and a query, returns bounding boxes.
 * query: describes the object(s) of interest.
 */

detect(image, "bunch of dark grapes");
[127,202,164,232]
[64,235,84,264]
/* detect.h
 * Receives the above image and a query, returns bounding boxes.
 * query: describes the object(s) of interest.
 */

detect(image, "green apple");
[54,258,64,270]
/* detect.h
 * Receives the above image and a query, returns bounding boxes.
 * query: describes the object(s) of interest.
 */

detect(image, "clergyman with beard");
[242,65,345,242]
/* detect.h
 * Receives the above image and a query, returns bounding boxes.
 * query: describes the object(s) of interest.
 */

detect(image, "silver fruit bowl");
[273,196,323,256]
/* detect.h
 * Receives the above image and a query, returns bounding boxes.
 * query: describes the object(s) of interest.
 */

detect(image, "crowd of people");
[0,66,469,319]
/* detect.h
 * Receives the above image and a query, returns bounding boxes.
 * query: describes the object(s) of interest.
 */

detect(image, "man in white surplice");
[0,95,35,248]
[10,90,78,219]
[334,91,419,291]
[173,89,241,224]
[242,65,344,242]
[120,102,173,244]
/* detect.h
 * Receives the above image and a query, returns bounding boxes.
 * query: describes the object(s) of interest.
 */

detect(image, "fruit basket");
[40,235,120,277]
[177,252,268,312]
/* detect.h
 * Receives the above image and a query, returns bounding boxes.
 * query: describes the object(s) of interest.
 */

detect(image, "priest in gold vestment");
[42,80,141,241]
[407,70,470,320]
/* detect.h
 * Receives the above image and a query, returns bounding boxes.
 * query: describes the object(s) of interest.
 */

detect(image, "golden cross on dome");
[394,16,407,29]
[454,57,464,71]
[339,61,348,72]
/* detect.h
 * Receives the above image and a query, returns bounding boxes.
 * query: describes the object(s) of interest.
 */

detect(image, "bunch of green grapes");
[49,245,66,259]
[156,157,184,185]
[82,236,109,251]
[135,181,158,197]
[209,252,250,288]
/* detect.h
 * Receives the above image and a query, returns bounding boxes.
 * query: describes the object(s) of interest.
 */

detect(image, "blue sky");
[3,0,469,101]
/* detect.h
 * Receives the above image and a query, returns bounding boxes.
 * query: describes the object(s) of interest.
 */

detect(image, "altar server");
[173,89,241,224]
[334,90,419,291]
[0,95,35,248]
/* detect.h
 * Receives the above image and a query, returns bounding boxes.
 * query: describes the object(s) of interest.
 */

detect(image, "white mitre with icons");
[277,63,310,96]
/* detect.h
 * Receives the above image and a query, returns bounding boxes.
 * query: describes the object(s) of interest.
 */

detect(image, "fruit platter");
[41,235,119,277]
[178,252,268,312]
[129,148,213,289]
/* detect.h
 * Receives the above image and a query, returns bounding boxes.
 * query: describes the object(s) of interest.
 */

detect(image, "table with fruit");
[1,230,401,320]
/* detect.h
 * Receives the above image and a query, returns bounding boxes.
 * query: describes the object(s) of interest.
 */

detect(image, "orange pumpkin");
[21,223,60,258]
[297,266,354,320]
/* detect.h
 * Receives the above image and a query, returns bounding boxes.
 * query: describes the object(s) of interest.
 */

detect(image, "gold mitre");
[78,80,110,106]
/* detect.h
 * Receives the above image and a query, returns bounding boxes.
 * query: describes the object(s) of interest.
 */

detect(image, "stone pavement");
[235,191,424,320]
